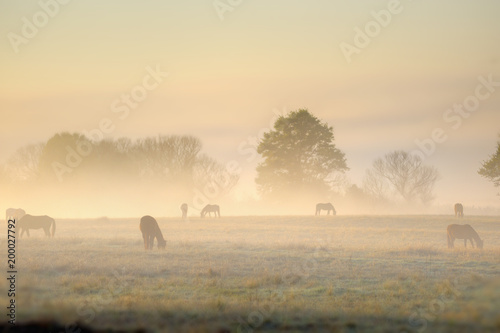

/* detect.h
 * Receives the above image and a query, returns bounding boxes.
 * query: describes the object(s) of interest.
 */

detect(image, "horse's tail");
[51,218,56,237]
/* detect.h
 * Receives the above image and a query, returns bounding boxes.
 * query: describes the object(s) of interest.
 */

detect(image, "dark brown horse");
[315,203,336,216]
[454,203,464,217]
[18,214,56,237]
[201,204,220,218]
[139,215,166,250]
[180,203,188,219]
[447,224,483,249]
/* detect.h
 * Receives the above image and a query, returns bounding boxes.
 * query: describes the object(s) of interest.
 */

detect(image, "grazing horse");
[139,215,166,250]
[6,208,25,223]
[18,214,56,237]
[315,203,336,216]
[447,224,483,249]
[201,204,220,218]
[180,203,188,219]
[454,203,464,217]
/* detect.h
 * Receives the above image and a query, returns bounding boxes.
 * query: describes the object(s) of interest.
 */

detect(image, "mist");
[1,2,500,332]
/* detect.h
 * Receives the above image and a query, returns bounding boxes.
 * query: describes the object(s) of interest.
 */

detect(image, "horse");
[180,203,188,219]
[6,208,25,223]
[201,204,220,218]
[139,215,166,250]
[315,203,336,216]
[454,203,464,217]
[447,224,483,249]
[18,214,56,237]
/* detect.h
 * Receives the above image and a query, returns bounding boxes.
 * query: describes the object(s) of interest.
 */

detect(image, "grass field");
[2,215,500,332]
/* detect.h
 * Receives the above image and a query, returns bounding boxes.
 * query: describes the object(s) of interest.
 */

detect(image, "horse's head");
[158,239,167,250]
[477,238,484,249]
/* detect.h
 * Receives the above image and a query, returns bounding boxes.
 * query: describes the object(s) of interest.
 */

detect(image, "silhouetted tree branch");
[363,150,439,204]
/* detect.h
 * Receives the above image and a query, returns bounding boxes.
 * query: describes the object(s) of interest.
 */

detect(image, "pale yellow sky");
[1,0,500,208]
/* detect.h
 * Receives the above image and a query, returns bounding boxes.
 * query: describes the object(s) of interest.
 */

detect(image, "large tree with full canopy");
[256,109,348,199]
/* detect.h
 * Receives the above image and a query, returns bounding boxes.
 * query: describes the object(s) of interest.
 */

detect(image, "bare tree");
[363,169,390,201]
[132,135,202,181]
[363,150,439,204]
[193,154,238,195]
[6,143,45,182]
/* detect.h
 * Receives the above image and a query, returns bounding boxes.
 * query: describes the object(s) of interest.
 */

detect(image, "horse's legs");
[448,234,455,248]
[44,227,50,237]
[26,229,30,237]
[149,235,154,249]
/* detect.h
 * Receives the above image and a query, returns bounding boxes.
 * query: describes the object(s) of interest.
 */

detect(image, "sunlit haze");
[1,0,500,217]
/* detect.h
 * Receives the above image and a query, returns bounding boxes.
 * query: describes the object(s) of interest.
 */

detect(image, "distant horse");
[18,214,56,237]
[447,224,483,249]
[180,203,188,219]
[6,208,25,223]
[454,203,464,217]
[139,215,166,250]
[315,203,336,216]
[201,204,220,218]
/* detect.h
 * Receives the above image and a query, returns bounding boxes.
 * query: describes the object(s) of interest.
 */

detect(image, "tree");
[256,109,348,198]
[132,135,203,183]
[38,132,93,182]
[478,138,500,188]
[363,150,439,204]
[5,143,45,182]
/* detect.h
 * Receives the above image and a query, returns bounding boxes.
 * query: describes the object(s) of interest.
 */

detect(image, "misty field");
[2,215,500,332]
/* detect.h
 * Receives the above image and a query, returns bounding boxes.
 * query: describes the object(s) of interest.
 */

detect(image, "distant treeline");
[1,132,238,196]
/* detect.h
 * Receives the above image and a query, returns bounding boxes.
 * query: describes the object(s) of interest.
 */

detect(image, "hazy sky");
[1,0,500,207]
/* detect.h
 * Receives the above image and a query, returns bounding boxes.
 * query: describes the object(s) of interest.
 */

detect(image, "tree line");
[2,110,499,208]
[1,133,238,200]
[255,109,499,205]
